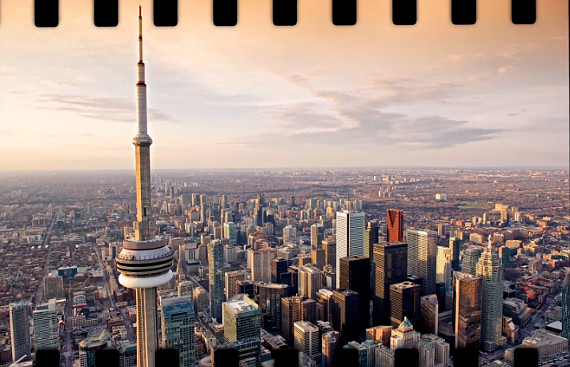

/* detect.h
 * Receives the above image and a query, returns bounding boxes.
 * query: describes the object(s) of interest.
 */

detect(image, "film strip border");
[35,346,545,367]
[15,0,537,27]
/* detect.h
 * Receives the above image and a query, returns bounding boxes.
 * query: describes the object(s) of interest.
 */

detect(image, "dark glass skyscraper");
[372,241,408,325]
[389,281,421,327]
[364,220,379,258]
[208,240,225,322]
[330,289,360,345]
[339,256,371,332]
[271,257,288,283]
[449,237,461,271]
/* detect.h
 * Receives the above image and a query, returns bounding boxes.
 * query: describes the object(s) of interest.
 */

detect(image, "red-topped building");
[387,209,404,243]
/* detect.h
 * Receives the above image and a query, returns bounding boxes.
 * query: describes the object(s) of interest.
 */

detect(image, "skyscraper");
[386,209,404,242]
[562,270,570,339]
[323,239,336,268]
[335,210,365,285]
[281,296,316,344]
[315,289,333,323]
[257,283,291,334]
[449,237,461,271]
[372,241,408,325]
[33,299,59,352]
[160,296,195,367]
[225,270,248,300]
[461,245,484,276]
[208,240,225,322]
[420,295,439,335]
[436,245,453,292]
[294,321,321,365]
[389,281,421,328]
[223,222,237,245]
[406,229,437,296]
[453,272,482,349]
[9,301,31,362]
[298,264,322,299]
[283,225,296,244]
[219,295,262,367]
[311,224,324,249]
[250,248,276,282]
[115,10,175,367]
[339,256,371,331]
[476,236,504,352]
[364,220,379,258]
[311,248,326,270]
[200,195,208,225]
[223,294,261,342]
[330,289,360,345]
[321,331,340,367]
[270,258,288,283]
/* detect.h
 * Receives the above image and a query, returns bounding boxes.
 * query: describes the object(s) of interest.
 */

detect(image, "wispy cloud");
[38,93,181,124]
[236,75,503,150]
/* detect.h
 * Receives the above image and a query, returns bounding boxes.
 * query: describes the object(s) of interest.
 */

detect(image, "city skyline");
[0,0,568,171]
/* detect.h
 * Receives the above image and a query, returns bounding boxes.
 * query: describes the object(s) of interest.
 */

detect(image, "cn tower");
[115,7,174,367]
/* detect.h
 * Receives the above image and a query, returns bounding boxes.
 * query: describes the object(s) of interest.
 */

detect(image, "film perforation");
[512,0,536,24]
[273,0,297,26]
[451,0,477,25]
[332,0,357,25]
[392,0,417,25]
[8,0,539,27]
[153,0,177,26]
[34,0,59,27]
[94,0,118,27]
[213,0,238,26]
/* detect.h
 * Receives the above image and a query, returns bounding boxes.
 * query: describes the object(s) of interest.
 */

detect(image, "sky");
[0,0,568,171]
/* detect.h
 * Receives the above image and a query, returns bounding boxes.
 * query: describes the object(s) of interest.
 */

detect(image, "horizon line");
[0,166,568,174]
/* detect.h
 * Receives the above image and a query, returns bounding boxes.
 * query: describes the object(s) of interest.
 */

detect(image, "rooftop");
[225,294,258,314]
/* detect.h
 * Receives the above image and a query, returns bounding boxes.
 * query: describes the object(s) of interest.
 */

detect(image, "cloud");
[38,93,181,124]
[236,78,503,150]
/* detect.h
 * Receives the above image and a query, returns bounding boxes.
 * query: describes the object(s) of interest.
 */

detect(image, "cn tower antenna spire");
[138,6,144,63]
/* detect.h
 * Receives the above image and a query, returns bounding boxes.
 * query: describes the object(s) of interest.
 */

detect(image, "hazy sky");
[0,0,568,170]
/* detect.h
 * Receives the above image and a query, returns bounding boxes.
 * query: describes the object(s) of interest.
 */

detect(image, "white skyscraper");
[335,210,365,285]
[115,9,174,367]
[406,229,437,296]
[476,236,504,352]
